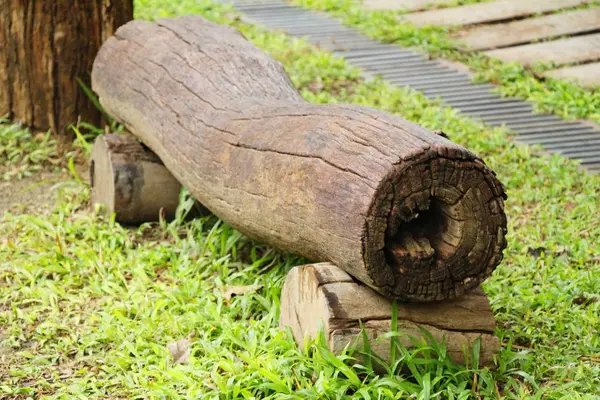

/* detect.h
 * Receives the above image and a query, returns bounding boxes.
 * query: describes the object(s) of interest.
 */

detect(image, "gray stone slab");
[455,8,600,50]
[403,0,591,27]
[485,33,600,67]
[544,62,600,88]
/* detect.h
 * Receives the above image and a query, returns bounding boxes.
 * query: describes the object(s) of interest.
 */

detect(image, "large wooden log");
[280,263,499,366]
[91,16,507,301]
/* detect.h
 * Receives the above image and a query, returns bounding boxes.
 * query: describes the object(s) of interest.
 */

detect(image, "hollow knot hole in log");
[367,153,507,301]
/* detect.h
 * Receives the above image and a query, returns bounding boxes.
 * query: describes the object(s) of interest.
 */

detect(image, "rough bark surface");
[92,16,508,301]
[0,0,133,133]
[280,263,499,366]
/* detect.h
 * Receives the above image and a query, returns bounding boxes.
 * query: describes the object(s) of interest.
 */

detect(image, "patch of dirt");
[0,170,74,216]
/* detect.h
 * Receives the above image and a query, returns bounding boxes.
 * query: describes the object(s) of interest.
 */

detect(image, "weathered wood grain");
[92,16,508,301]
[403,0,591,27]
[455,8,600,50]
[90,134,177,223]
[363,0,452,11]
[280,263,500,366]
[485,33,600,67]
[543,62,600,88]
[91,134,208,224]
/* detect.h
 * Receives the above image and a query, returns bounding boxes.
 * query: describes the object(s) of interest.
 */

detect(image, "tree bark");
[91,16,508,301]
[280,263,499,366]
[0,0,133,133]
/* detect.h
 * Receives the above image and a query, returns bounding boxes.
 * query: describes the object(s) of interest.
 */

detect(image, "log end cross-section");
[92,15,507,301]
[365,141,507,300]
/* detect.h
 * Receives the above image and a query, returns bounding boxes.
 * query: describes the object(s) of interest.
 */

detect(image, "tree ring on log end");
[365,149,507,302]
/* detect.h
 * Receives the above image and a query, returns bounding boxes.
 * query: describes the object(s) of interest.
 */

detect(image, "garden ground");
[1,0,599,398]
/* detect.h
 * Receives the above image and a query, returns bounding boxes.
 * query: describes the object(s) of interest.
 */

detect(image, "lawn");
[1,0,599,398]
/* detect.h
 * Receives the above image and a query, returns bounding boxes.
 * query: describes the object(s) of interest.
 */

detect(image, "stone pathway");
[223,0,600,173]
[363,0,600,88]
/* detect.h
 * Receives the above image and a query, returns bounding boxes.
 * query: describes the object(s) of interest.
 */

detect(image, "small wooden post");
[280,263,500,366]
[91,134,185,224]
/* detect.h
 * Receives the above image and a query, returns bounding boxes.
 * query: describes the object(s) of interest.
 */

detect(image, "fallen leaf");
[59,366,74,379]
[572,294,599,306]
[579,355,600,363]
[526,246,569,258]
[203,379,218,391]
[167,338,191,364]
[222,284,263,300]
[527,246,546,258]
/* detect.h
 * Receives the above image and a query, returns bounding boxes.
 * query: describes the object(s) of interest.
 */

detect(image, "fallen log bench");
[91,15,507,303]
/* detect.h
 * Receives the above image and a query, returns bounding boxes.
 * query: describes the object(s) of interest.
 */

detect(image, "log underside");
[91,16,508,301]
[280,263,499,366]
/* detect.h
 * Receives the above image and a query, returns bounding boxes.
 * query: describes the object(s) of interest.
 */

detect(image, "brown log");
[91,133,207,224]
[280,263,499,366]
[91,16,507,301]
[0,0,133,133]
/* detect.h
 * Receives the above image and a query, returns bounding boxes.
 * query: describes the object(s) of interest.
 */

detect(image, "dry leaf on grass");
[222,284,263,300]
[167,338,191,364]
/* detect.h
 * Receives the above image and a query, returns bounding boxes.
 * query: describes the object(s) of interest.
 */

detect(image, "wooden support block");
[91,133,204,224]
[485,33,600,67]
[403,0,591,27]
[281,263,500,366]
[455,8,600,51]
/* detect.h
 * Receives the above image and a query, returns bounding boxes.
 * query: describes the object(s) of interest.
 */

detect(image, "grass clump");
[293,0,600,124]
[0,119,60,181]
[1,0,599,398]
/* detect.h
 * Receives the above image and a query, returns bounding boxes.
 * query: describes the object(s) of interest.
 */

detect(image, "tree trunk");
[0,0,133,133]
[91,16,508,302]
[280,263,499,367]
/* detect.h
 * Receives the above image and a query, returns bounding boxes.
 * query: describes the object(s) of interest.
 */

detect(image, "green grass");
[0,119,61,181]
[1,0,600,398]
[294,0,600,124]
